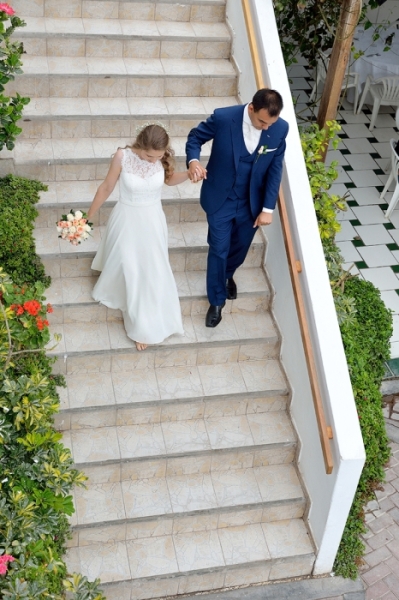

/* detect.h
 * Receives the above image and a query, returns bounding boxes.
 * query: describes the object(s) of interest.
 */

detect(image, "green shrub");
[333,278,392,578]
[0,269,107,598]
[0,174,49,287]
[300,122,392,578]
[0,172,106,597]
[0,4,30,151]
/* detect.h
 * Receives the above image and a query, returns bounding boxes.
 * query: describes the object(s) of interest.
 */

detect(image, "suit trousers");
[206,195,257,306]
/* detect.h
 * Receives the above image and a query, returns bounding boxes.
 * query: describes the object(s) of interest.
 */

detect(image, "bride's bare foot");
[135,341,148,351]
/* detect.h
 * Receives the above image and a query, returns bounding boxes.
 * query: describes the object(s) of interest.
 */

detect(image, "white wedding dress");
[91,148,184,344]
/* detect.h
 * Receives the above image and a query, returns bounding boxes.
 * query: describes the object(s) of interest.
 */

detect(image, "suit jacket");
[186,104,289,217]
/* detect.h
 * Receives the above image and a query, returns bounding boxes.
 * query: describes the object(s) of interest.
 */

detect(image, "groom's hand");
[254,212,273,227]
[188,160,207,183]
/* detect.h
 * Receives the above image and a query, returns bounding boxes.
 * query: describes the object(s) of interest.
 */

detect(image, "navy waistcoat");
[230,132,258,200]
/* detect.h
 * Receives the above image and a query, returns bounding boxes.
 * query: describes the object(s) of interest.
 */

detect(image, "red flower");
[36,317,49,331]
[0,3,15,15]
[11,303,24,316]
[23,300,41,316]
[46,303,53,313]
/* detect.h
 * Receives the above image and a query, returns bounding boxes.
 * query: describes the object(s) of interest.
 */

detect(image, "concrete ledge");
[177,576,365,600]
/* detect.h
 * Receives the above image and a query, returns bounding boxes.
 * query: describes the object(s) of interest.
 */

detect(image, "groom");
[186,88,289,327]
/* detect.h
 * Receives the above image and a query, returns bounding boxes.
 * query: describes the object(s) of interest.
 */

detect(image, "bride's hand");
[188,161,207,183]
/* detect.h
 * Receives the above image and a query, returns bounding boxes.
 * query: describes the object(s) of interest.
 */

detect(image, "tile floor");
[288,61,399,357]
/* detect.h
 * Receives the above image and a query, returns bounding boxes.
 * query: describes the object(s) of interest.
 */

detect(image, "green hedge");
[300,122,392,578]
[0,174,49,287]
[333,278,391,578]
[0,175,105,599]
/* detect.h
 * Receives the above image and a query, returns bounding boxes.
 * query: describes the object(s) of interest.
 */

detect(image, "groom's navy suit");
[186,104,289,306]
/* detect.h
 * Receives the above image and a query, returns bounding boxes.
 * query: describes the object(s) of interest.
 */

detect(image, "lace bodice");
[119,148,165,207]
[121,147,164,179]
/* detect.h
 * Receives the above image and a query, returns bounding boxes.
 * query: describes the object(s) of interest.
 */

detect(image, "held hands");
[188,160,207,183]
[254,211,273,228]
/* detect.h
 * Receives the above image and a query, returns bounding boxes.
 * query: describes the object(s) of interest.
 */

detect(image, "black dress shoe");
[205,302,225,328]
[226,277,237,300]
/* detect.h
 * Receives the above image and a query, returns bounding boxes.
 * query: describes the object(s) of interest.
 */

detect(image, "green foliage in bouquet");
[0,175,49,287]
[0,3,30,151]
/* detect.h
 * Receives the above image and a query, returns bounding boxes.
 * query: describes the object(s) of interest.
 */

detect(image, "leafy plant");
[334,278,391,578]
[0,3,30,151]
[299,121,392,577]
[0,174,106,598]
[0,174,49,287]
[273,0,389,68]
[300,121,347,240]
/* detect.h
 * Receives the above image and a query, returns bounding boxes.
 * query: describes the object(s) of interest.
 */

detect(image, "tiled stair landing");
[12,0,316,597]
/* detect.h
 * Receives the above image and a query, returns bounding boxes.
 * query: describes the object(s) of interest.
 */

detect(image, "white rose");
[82,232,89,240]
[69,226,76,233]
[84,224,91,232]
[56,226,62,233]
[67,213,74,221]
[74,210,83,219]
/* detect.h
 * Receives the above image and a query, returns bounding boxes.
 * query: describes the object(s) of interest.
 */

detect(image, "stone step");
[38,224,265,280]
[20,17,230,59]
[43,243,265,281]
[160,576,366,600]
[7,56,237,99]
[47,305,278,357]
[0,135,211,180]
[36,220,260,256]
[68,463,305,540]
[14,0,226,22]
[61,404,294,471]
[55,348,284,426]
[37,198,205,229]
[55,337,281,375]
[20,95,237,140]
[64,518,314,593]
[35,179,206,227]
[71,505,308,552]
[37,177,202,206]
[46,267,271,322]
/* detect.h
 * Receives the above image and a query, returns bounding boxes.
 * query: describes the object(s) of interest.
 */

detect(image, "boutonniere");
[255,145,268,163]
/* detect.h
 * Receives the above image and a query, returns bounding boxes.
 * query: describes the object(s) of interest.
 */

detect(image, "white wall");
[226,0,366,574]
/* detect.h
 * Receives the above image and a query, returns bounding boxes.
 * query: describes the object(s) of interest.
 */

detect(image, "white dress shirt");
[243,104,273,213]
[242,104,262,154]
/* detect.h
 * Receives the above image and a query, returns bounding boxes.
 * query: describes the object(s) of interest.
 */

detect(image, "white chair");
[309,52,360,114]
[357,76,399,130]
[380,138,399,220]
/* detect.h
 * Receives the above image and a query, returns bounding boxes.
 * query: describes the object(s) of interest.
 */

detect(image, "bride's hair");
[130,124,175,181]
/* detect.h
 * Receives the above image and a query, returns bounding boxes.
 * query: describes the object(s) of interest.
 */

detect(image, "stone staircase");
[7,1,316,598]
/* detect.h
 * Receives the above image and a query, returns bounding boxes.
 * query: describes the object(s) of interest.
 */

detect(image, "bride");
[87,124,191,351]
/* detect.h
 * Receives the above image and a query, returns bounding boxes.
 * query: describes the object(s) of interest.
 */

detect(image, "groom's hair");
[251,89,283,117]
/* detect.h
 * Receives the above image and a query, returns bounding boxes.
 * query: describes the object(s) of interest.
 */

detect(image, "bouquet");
[56,209,93,246]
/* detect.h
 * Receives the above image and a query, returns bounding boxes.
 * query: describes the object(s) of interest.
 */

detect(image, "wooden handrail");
[242,0,334,474]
